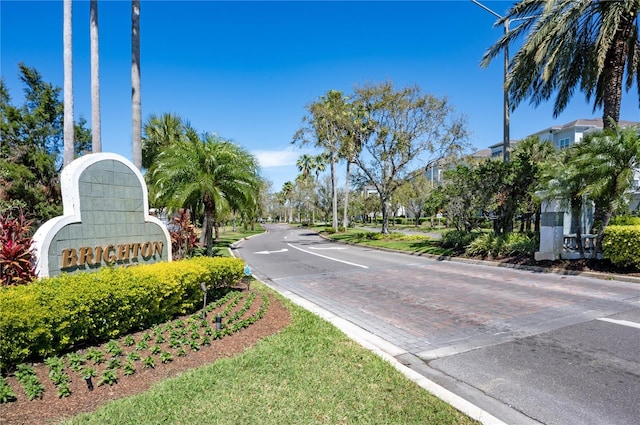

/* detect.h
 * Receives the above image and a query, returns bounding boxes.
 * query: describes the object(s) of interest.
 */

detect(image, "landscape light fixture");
[85,376,94,391]
[216,314,222,331]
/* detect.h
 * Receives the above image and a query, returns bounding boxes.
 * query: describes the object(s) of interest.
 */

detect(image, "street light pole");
[471,0,510,163]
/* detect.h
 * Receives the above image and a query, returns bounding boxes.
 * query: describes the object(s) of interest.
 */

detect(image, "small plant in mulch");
[15,364,44,401]
[85,348,105,365]
[1,288,268,404]
[66,353,86,373]
[0,376,17,403]
[97,369,118,387]
[44,356,72,398]
[142,356,156,369]
[159,352,173,364]
[126,352,141,362]
[122,361,136,376]
[82,367,97,379]
[104,340,123,357]
[105,358,121,370]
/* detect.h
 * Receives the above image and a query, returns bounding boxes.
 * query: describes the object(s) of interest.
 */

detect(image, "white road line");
[287,243,369,269]
[597,317,640,330]
[254,249,289,255]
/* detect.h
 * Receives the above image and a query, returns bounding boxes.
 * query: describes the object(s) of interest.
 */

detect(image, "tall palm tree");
[90,0,101,153]
[482,0,640,129]
[294,90,351,230]
[281,181,295,223]
[131,0,142,169]
[149,134,260,255]
[63,0,74,167]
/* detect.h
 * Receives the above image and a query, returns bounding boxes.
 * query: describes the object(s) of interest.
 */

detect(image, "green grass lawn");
[63,282,477,425]
[319,227,453,257]
[211,225,265,257]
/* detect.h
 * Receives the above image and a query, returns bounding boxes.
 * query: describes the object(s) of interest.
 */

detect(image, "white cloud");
[254,146,304,168]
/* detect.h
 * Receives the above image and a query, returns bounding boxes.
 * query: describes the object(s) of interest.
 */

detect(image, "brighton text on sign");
[61,241,164,269]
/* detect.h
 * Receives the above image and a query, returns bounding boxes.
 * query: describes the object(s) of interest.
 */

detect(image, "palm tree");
[149,134,260,255]
[482,0,640,129]
[294,90,351,230]
[142,113,192,170]
[63,0,74,167]
[131,0,142,169]
[90,0,101,153]
[510,136,555,232]
[572,125,640,253]
[296,154,315,178]
[314,154,327,178]
[281,181,295,223]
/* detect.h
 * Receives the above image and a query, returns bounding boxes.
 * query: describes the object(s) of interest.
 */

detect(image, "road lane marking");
[597,317,640,330]
[254,249,289,255]
[287,243,369,268]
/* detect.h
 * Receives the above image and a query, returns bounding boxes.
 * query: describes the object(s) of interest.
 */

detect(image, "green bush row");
[0,257,245,372]
[441,230,482,253]
[609,216,640,226]
[602,225,640,269]
[465,232,538,258]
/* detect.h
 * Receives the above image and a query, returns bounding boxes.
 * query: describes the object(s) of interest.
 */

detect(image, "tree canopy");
[147,133,260,255]
[482,0,640,128]
[1,64,91,226]
[350,81,469,233]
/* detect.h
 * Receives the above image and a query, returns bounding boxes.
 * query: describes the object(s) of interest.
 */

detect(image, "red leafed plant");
[168,209,200,260]
[0,208,36,286]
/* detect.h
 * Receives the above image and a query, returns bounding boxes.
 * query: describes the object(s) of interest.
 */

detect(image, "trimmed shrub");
[465,233,499,257]
[502,233,538,256]
[609,216,640,226]
[602,225,640,269]
[441,230,481,253]
[0,257,245,372]
[465,232,537,257]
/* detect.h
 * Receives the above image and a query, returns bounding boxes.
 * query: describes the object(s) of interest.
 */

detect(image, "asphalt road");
[234,224,640,425]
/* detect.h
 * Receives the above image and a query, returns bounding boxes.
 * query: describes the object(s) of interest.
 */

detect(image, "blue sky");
[2,0,639,191]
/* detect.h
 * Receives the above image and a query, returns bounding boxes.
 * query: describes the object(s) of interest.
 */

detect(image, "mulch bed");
[0,289,291,425]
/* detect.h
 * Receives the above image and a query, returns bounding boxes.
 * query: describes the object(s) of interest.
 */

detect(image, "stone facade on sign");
[33,153,172,277]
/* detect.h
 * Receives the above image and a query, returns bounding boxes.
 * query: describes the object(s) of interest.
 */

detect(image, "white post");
[535,198,565,261]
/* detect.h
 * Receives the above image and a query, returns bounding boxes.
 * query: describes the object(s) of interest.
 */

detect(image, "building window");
[558,138,570,149]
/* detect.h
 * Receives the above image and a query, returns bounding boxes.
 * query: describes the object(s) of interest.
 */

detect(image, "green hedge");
[0,257,244,372]
[602,225,640,269]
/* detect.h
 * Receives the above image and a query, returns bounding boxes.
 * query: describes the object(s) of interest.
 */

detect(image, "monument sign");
[33,153,172,277]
